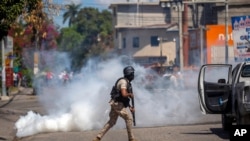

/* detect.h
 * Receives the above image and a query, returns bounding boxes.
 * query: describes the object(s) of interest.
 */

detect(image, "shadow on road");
[0,137,7,140]
[0,88,34,109]
[210,128,229,139]
[181,128,229,140]
[0,94,19,108]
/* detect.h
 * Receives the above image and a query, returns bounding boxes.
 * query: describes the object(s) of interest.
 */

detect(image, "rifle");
[131,96,136,126]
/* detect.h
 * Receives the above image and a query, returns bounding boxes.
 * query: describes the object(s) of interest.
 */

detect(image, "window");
[133,37,139,48]
[113,7,116,16]
[241,65,250,77]
[122,38,126,48]
[151,36,159,47]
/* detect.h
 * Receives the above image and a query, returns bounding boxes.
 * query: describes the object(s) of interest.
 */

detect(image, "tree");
[8,21,26,68]
[0,0,39,40]
[23,0,48,50]
[40,23,59,50]
[63,3,81,27]
[58,7,113,71]
[57,26,83,52]
[74,8,112,48]
[2,0,62,78]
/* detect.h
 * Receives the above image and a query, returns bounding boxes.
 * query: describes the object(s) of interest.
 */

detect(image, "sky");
[52,0,159,28]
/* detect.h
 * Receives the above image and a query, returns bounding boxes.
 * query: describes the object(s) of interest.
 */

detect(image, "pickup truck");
[198,62,250,130]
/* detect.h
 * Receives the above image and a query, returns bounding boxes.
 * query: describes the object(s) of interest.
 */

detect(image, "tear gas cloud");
[15,52,205,138]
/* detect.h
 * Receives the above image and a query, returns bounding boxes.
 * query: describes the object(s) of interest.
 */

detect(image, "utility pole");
[160,37,162,69]
[225,0,229,64]
[1,39,7,99]
[159,37,163,68]
[178,2,184,71]
[200,26,205,65]
[183,0,189,68]
[137,0,140,26]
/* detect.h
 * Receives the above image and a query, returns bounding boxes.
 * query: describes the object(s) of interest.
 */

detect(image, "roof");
[115,23,178,30]
[216,0,250,6]
[159,0,250,6]
[109,2,159,9]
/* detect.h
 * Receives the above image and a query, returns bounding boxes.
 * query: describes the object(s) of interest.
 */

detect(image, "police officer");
[92,66,137,141]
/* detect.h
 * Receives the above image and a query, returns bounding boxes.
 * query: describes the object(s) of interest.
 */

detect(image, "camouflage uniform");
[95,79,135,141]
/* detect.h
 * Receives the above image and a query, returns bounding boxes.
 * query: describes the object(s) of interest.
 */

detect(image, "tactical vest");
[110,77,132,107]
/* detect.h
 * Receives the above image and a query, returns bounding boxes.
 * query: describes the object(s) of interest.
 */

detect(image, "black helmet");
[123,66,135,81]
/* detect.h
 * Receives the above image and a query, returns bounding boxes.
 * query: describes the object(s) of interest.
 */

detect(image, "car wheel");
[236,103,250,125]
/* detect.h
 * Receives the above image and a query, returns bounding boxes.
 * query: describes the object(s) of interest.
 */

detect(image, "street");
[14,123,229,141]
[0,87,229,141]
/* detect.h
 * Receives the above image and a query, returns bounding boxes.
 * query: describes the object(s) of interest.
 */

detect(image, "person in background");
[170,65,184,89]
[17,71,22,88]
[62,70,69,85]
[46,70,54,86]
[13,72,18,87]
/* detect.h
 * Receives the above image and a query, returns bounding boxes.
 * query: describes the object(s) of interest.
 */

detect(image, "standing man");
[170,65,184,88]
[93,66,137,141]
[13,72,18,87]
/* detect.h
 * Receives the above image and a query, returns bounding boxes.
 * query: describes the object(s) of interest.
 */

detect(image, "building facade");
[109,2,179,67]
[109,0,250,67]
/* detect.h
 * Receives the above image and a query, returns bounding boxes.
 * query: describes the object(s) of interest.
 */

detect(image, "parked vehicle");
[198,62,250,131]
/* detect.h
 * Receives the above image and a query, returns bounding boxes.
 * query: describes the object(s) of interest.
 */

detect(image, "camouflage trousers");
[97,100,134,140]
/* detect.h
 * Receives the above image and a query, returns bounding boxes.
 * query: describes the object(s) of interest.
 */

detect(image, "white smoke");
[15,53,203,138]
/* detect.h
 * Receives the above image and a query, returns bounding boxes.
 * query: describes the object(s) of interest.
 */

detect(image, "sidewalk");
[0,87,38,141]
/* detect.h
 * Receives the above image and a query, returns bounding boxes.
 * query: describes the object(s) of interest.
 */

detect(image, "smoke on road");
[15,53,203,138]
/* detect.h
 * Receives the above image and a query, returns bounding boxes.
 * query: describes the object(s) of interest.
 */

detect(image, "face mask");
[126,73,134,81]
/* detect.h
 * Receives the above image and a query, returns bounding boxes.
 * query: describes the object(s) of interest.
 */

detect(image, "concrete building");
[109,2,179,67]
[109,0,250,68]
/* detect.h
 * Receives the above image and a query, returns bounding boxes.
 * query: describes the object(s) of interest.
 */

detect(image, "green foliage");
[63,3,81,27]
[74,7,113,53]
[59,7,113,71]
[57,26,83,52]
[21,68,33,87]
[13,56,22,69]
[75,8,99,35]
[0,0,40,40]
[98,10,113,36]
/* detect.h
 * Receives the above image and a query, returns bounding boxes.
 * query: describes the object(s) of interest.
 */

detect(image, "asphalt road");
[0,87,230,141]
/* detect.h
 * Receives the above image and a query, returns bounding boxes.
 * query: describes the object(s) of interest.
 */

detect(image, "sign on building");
[4,36,14,87]
[206,25,234,64]
[148,56,167,64]
[5,68,13,87]
[231,15,250,62]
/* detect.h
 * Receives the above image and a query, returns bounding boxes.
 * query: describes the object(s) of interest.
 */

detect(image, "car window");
[241,65,250,77]
[204,66,229,83]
